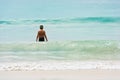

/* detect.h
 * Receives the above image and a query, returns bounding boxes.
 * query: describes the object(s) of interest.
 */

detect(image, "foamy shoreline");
[0,60,120,71]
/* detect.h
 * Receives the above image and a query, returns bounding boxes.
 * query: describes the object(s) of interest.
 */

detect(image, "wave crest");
[0,17,120,25]
[0,41,120,60]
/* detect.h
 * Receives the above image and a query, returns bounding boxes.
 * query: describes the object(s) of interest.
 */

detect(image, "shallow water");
[0,41,120,62]
[0,17,120,70]
[0,17,120,42]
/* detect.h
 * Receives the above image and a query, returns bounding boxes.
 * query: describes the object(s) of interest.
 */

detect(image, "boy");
[36,25,48,42]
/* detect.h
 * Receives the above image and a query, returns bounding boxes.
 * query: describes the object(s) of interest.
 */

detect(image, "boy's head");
[40,25,43,29]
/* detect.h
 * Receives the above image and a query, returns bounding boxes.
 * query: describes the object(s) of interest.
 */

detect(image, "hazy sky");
[0,0,120,19]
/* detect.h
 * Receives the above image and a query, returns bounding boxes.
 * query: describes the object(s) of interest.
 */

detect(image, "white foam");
[0,61,120,71]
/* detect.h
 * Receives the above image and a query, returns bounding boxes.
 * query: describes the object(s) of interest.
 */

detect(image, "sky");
[0,0,120,19]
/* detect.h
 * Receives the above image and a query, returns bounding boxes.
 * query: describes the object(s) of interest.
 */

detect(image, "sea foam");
[0,61,120,71]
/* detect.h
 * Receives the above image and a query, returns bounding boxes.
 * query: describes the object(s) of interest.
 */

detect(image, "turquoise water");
[0,17,120,25]
[0,0,120,19]
[0,17,120,42]
[0,17,120,62]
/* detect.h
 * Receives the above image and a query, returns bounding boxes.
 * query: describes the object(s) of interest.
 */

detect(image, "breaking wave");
[0,17,120,25]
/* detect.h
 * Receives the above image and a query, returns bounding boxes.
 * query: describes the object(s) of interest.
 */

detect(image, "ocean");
[0,17,120,70]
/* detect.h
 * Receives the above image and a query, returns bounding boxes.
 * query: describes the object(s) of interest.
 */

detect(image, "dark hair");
[40,25,44,29]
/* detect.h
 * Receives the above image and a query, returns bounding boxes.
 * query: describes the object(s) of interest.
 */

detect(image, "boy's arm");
[36,32,39,42]
[45,31,48,41]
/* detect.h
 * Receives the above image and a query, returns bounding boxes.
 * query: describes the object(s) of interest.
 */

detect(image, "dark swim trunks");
[39,37,44,41]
